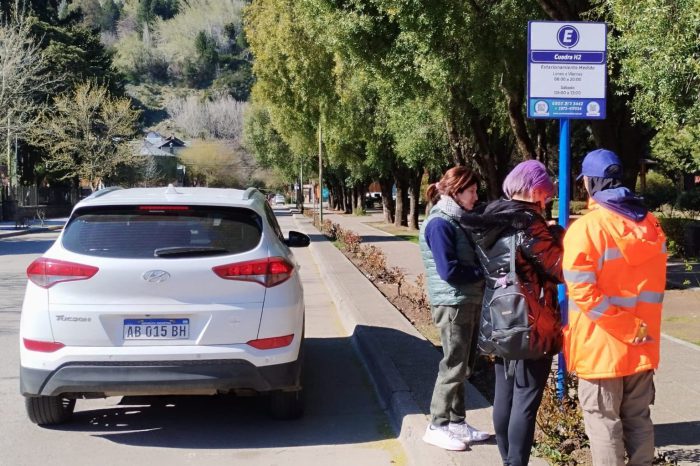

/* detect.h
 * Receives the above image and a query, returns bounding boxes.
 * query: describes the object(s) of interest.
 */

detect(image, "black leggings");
[493,357,552,466]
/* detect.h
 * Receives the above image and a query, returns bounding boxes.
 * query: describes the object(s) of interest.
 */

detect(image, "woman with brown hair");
[419,166,490,451]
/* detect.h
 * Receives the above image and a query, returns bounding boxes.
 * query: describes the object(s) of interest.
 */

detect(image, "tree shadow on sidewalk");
[655,420,700,464]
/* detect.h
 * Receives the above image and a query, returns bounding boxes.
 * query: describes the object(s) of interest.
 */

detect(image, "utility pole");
[318,118,323,225]
[299,157,304,214]
[7,113,12,190]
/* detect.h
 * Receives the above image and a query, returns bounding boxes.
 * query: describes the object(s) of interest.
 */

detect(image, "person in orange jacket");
[563,149,667,466]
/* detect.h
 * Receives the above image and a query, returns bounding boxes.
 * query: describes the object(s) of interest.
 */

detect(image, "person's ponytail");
[426,183,440,204]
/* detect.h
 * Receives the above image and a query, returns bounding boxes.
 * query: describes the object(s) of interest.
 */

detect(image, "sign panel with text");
[527,21,607,119]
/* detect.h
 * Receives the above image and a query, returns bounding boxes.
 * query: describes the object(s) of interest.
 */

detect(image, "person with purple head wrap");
[460,160,564,466]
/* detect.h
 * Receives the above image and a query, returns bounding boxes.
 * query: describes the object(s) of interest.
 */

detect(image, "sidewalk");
[302,208,700,465]
[0,217,66,239]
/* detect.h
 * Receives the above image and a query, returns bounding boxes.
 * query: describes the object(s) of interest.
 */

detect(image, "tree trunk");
[502,75,536,160]
[379,176,394,224]
[408,168,422,230]
[344,187,352,213]
[445,119,467,166]
[535,120,549,165]
[468,113,501,200]
[394,168,409,227]
[535,0,576,21]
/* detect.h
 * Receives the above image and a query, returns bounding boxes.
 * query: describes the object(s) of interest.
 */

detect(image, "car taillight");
[247,334,294,350]
[212,257,294,287]
[23,338,65,352]
[26,258,99,289]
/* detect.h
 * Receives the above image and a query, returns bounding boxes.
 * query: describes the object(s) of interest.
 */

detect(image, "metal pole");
[300,157,304,214]
[7,113,12,190]
[318,119,323,225]
[557,118,571,400]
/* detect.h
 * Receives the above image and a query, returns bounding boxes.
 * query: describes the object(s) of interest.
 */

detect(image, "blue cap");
[577,149,623,180]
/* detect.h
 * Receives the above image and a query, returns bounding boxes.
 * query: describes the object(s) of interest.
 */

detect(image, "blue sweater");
[424,217,483,284]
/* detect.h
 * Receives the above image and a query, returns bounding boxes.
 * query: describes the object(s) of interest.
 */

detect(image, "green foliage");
[607,0,700,129]
[72,0,121,32]
[184,30,219,87]
[243,103,301,181]
[676,188,700,216]
[31,82,141,190]
[32,18,124,95]
[637,171,677,210]
[155,0,245,65]
[137,0,179,28]
[534,375,588,464]
[212,65,254,100]
[658,217,697,257]
[551,199,588,216]
[651,124,700,175]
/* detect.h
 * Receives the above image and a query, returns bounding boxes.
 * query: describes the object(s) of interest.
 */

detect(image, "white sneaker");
[448,422,491,443]
[422,424,467,451]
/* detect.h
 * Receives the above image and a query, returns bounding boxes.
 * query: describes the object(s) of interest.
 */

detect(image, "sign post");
[527,21,607,399]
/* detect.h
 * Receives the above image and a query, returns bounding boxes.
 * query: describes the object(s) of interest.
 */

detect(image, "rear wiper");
[154,246,229,257]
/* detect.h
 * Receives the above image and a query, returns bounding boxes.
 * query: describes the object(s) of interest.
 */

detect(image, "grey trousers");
[578,370,656,466]
[429,302,480,426]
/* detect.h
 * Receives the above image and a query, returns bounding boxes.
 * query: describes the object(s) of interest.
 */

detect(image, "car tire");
[25,395,76,426]
[269,388,304,420]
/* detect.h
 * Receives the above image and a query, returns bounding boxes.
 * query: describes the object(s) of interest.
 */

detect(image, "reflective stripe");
[598,247,623,270]
[564,270,597,284]
[569,297,609,321]
[610,296,637,307]
[577,292,664,313]
[639,291,664,303]
[587,297,610,321]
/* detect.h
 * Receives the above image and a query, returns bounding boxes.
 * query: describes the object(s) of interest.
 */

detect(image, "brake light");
[23,338,65,352]
[138,205,190,211]
[247,334,294,350]
[26,258,99,288]
[212,257,294,287]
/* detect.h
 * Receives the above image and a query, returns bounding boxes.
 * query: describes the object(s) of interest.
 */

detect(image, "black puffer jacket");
[461,198,564,354]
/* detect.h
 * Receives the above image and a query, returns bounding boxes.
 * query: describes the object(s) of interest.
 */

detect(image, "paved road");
[0,216,404,466]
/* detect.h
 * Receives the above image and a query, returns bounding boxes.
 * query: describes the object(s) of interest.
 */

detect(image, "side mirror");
[285,230,310,248]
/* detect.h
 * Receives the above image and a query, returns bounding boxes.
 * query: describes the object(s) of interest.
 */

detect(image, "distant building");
[137,132,188,183]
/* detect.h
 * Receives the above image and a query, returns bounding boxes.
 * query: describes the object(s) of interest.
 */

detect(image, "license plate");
[123,318,190,340]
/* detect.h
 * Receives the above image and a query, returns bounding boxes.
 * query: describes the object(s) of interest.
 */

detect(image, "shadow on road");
[45,336,398,449]
[0,238,55,256]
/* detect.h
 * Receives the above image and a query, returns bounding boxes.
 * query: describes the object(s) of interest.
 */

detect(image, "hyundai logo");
[142,270,171,283]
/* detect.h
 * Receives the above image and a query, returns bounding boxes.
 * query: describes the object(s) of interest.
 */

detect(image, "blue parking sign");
[527,21,607,120]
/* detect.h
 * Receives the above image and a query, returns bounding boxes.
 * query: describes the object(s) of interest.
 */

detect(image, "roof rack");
[242,187,261,200]
[84,186,123,200]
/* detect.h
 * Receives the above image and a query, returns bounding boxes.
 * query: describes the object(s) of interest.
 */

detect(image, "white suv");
[19,186,310,425]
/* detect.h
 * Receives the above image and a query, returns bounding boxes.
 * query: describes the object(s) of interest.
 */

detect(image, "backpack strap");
[504,358,517,379]
[507,234,517,285]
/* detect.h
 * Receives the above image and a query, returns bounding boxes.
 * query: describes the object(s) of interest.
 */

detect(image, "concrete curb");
[0,224,63,239]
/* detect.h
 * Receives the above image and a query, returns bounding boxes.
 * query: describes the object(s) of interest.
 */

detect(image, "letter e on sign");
[557,25,580,48]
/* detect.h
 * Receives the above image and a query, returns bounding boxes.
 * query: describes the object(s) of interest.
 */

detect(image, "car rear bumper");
[20,357,303,397]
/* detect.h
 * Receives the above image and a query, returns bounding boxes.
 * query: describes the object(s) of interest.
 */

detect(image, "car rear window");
[62,205,263,258]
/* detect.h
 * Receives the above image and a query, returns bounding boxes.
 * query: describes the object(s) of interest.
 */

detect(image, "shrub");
[659,217,700,257]
[637,171,677,211]
[675,188,700,216]
[550,199,588,216]
[534,374,588,464]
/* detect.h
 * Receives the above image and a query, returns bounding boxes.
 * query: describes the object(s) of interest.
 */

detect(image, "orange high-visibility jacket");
[563,199,667,379]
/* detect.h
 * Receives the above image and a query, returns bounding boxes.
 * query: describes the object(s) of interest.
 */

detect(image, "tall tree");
[32,82,141,191]
[0,6,59,188]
